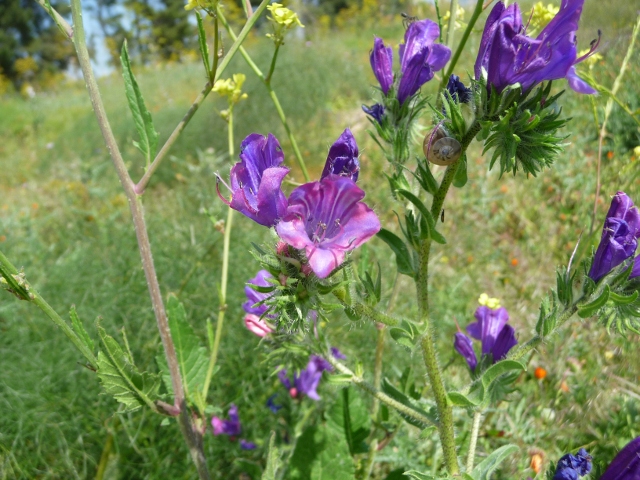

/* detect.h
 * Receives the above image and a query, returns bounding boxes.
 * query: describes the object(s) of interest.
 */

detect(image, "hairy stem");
[68,1,209,477]
[326,356,435,428]
[466,410,483,472]
[216,8,310,182]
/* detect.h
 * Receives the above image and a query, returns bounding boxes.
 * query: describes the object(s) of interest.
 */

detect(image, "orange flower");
[511,258,519,266]
[530,452,544,473]
[534,367,547,380]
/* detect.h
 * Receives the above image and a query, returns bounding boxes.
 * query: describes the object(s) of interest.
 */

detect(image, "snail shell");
[423,129,462,166]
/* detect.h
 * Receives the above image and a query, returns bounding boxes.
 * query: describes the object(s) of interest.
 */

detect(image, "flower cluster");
[454,300,517,371]
[211,405,256,450]
[589,192,640,283]
[218,129,380,279]
[278,348,346,401]
[213,74,248,106]
[553,448,591,480]
[266,3,304,46]
[475,0,598,94]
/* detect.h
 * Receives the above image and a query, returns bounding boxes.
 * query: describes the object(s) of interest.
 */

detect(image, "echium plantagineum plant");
[2,0,640,477]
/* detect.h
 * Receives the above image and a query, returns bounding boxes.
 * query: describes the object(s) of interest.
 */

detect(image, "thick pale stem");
[466,410,483,472]
[68,1,209,477]
[446,0,458,49]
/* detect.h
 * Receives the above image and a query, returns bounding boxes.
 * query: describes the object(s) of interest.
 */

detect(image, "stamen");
[575,30,601,64]
[215,176,231,206]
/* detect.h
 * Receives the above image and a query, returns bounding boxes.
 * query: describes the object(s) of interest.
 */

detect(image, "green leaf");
[402,471,435,480]
[69,305,95,353]
[96,322,159,412]
[327,387,370,455]
[609,290,639,305]
[289,426,355,480]
[414,161,439,196]
[453,154,468,188]
[396,190,446,244]
[195,12,211,78]
[377,229,416,278]
[262,432,281,480]
[481,360,525,389]
[471,444,519,480]
[450,360,524,408]
[381,379,435,428]
[120,40,159,166]
[157,295,209,404]
[578,285,610,318]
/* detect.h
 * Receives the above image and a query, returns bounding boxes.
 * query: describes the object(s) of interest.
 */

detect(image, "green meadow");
[1,3,640,478]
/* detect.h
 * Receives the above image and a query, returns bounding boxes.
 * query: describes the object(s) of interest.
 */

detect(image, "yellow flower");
[634,146,640,157]
[442,5,466,31]
[184,0,206,10]
[213,73,248,105]
[478,293,501,309]
[528,2,559,34]
[267,3,304,28]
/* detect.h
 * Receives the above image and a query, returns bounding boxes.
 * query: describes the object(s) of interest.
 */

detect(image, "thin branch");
[35,0,73,39]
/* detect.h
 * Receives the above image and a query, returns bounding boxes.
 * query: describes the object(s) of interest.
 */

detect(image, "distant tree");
[0,0,74,88]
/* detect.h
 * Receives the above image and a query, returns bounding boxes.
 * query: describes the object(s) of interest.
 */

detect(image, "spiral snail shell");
[423,128,462,166]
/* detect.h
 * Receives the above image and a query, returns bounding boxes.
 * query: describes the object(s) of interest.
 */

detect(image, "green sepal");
[377,229,416,278]
[609,290,639,305]
[535,293,559,337]
[96,321,160,412]
[578,285,610,318]
[120,40,159,166]
[414,160,439,196]
[556,265,574,307]
[453,154,468,188]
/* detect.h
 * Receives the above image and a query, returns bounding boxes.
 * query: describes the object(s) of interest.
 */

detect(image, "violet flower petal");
[240,439,257,450]
[491,324,518,362]
[454,332,478,371]
[631,255,640,280]
[370,37,394,94]
[321,128,360,182]
[362,103,386,124]
[212,404,242,436]
[243,269,274,316]
[276,176,380,279]
[468,306,509,355]
[600,436,640,480]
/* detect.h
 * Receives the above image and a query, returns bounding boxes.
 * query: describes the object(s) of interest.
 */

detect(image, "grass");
[1,6,640,479]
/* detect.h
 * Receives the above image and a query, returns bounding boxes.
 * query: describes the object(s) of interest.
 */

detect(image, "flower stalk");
[466,410,483,472]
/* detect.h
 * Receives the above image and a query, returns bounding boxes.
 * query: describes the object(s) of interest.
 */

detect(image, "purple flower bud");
[243,270,275,317]
[218,133,289,227]
[244,314,273,337]
[321,129,360,183]
[362,103,386,124]
[397,19,451,104]
[454,332,477,371]
[212,404,242,436]
[331,347,347,360]
[276,175,380,279]
[370,37,394,95]
[446,74,472,103]
[475,0,599,94]
[600,436,640,480]
[554,448,592,480]
[589,192,640,282]
[240,439,257,450]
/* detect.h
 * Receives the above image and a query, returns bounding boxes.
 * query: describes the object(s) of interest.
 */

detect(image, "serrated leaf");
[471,444,519,480]
[70,305,95,353]
[120,40,159,166]
[578,285,610,318]
[158,295,209,404]
[289,426,355,480]
[377,229,416,277]
[96,323,159,412]
[195,12,211,78]
[327,387,370,455]
[262,432,281,480]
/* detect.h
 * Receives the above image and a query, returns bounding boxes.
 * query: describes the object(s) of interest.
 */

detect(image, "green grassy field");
[1,4,640,479]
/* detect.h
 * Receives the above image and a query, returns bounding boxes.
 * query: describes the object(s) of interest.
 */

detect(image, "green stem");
[211,15,220,83]
[0,251,97,367]
[216,8,310,182]
[446,0,459,49]
[202,109,236,400]
[265,45,280,85]
[439,0,485,94]
[332,291,399,326]
[325,355,435,428]
[466,410,482,472]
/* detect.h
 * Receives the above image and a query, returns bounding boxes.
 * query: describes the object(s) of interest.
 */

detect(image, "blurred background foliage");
[0,0,640,478]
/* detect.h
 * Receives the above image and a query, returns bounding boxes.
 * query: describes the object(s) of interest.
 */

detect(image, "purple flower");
[278,350,344,401]
[397,19,451,104]
[321,129,360,183]
[554,448,592,480]
[362,103,386,124]
[631,255,640,280]
[212,404,242,436]
[474,0,598,94]
[370,37,394,95]
[243,270,275,317]
[331,347,347,360]
[454,305,518,371]
[589,192,640,282]
[600,436,640,480]
[240,439,257,450]
[266,394,283,413]
[275,175,380,279]
[218,133,289,227]
[446,74,472,103]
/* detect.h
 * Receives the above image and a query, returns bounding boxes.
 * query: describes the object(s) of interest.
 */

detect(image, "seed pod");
[423,129,462,166]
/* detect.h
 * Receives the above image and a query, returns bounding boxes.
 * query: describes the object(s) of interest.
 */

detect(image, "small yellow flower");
[184,0,206,10]
[267,3,304,28]
[634,145,640,157]
[528,2,559,34]
[478,293,501,309]
[442,5,466,31]
[213,73,248,105]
